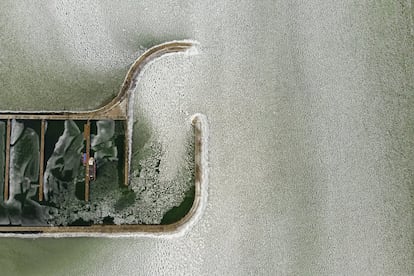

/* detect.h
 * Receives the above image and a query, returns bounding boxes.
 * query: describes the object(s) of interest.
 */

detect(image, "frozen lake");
[0,0,413,275]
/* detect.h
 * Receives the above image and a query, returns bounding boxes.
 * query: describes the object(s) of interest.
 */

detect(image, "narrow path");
[84,121,91,202]
[38,119,45,201]
[3,119,10,202]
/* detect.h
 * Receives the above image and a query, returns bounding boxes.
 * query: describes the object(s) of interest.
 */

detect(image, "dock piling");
[84,121,91,202]
[38,119,45,201]
[4,119,10,202]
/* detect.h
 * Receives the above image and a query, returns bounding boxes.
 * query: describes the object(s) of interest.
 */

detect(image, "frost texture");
[115,134,195,225]
[47,131,194,226]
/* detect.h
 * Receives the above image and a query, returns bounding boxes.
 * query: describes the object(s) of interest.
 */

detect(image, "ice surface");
[1,1,414,275]
[125,132,195,224]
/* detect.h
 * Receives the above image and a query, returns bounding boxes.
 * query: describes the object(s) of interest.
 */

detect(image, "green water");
[161,185,195,224]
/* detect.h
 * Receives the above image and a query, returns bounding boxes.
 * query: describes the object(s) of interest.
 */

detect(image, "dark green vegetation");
[161,185,195,224]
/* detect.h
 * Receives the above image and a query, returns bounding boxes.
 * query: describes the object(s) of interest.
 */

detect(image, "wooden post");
[38,119,45,201]
[4,119,10,202]
[84,121,91,201]
[124,120,129,186]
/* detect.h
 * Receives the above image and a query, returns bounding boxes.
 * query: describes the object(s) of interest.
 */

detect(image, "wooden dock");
[3,119,10,202]
[124,120,129,186]
[0,41,199,234]
[38,120,45,201]
[84,121,91,202]
[0,112,207,235]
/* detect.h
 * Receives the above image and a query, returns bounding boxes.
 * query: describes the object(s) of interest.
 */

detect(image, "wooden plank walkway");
[0,41,196,230]
[0,99,128,121]
[124,120,129,186]
[3,119,10,202]
[0,113,207,234]
[84,121,91,202]
[38,119,45,201]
